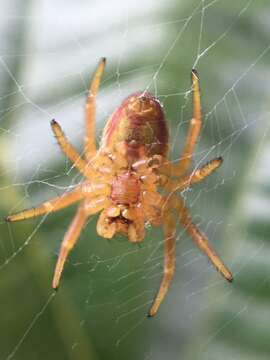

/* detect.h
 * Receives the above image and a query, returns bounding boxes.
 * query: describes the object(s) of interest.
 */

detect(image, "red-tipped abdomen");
[101,92,169,159]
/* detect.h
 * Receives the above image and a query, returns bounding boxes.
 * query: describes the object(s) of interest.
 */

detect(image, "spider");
[5,58,233,317]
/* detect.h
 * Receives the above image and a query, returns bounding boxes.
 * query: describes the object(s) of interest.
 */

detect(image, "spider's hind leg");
[85,58,106,160]
[51,120,92,178]
[162,70,202,178]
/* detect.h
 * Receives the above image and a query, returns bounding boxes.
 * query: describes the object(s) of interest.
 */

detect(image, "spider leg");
[85,57,106,160]
[176,69,201,175]
[180,156,223,188]
[51,120,92,178]
[162,70,202,177]
[148,212,176,317]
[164,157,223,193]
[177,197,233,282]
[52,205,87,289]
[5,188,82,222]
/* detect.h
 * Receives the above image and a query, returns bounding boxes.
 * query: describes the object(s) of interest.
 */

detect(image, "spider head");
[96,205,145,243]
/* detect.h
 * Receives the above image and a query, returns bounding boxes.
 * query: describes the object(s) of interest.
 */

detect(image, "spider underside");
[6,58,233,317]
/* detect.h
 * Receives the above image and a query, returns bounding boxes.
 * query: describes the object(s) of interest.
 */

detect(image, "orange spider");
[5,58,233,316]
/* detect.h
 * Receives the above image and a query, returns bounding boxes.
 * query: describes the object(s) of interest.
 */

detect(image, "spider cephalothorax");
[6,58,233,317]
[97,170,145,242]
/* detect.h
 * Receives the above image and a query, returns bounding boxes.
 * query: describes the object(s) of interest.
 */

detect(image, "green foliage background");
[1,1,270,359]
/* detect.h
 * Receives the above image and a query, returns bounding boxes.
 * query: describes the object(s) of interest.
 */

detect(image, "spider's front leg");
[148,211,177,317]
[52,195,110,289]
[176,197,233,282]
[52,205,87,289]
[5,187,83,222]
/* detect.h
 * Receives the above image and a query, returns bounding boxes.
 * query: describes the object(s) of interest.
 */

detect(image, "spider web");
[1,0,270,359]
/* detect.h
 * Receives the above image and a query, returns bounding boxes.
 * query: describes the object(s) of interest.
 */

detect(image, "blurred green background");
[1,0,270,359]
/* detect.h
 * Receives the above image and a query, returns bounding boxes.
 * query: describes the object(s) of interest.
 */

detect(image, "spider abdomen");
[111,172,140,205]
[101,92,169,159]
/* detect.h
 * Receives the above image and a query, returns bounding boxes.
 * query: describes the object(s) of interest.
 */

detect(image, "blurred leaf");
[188,115,270,359]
